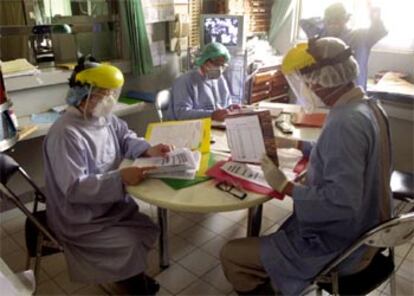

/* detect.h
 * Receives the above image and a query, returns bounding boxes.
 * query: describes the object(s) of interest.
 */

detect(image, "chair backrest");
[317,212,414,277]
[154,89,171,122]
[0,153,59,246]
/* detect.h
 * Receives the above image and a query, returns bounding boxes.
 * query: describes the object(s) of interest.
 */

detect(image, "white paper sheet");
[133,149,201,180]
[147,121,203,150]
[225,115,266,163]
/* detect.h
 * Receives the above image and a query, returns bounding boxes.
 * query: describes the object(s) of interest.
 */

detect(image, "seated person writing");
[167,42,240,122]
[43,56,171,295]
[220,38,392,295]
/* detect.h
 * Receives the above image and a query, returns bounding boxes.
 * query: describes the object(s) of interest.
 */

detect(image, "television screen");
[203,17,239,47]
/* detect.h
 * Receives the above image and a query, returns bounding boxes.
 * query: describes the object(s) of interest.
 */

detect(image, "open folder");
[145,118,211,153]
[142,118,214,188]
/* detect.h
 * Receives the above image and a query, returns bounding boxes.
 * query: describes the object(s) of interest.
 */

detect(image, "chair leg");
[25,255,32,270]
[331,272,339,296]
[389,248,397,296]
[34,233,44,283]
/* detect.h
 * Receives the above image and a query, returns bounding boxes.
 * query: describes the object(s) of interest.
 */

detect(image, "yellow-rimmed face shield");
[282,43,323,112]
[75,64,124,89]
[74,63,125,118]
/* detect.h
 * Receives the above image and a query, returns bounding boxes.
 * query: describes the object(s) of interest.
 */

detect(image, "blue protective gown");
[43,108,159,283]
[166,69,231,120]
[300,18,387,90]
[260,87,392,295]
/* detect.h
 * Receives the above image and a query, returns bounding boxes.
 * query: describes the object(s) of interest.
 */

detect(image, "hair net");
[195,42,231,67]
[302,37,359,88]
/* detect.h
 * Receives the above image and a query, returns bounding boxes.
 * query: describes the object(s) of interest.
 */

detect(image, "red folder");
[206,161,284,200]
[291,112,327,128]
[206,157,309,200]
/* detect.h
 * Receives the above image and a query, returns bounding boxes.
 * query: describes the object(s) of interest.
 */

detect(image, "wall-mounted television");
[200,14,247,53]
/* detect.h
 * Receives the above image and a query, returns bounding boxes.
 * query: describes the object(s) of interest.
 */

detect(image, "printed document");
[225,115,266,163]
[133,148,201,180]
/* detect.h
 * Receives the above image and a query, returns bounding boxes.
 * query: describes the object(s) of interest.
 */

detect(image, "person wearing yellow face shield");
[220,38,392,295]
[43,56,172,295]
[166,42,241,121]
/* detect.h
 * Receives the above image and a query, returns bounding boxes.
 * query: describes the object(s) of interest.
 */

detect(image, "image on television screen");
[204,17,239,46]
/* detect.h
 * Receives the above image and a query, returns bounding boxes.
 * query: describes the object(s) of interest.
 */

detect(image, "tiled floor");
[1,198,413,295]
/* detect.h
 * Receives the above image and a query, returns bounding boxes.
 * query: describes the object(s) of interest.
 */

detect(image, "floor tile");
[145,248,161,277]
[269,197,294,212]
[180,279,224,295]
[155,263,197,294]
[10,229,26,250]
[262,203,291,224]
[169,213,194,235]
[262,223,281,236]
[220,210,247,223]
[1,214,26,235]
[396,257,414,282]
[179,248,219,277]
[202,265,234,294]
[0,208,24,223]
[199,214,235,234]
[394,244,412,259]
[168,235,197,262]
[72,284,109,295]
[179,224,216,247]
[200,236,228,259]
[0,235,21,256]
[2,249,29,272]
[157,286,173,296]
[41,253,68,278]
[176,211,212,223]
[220,223,247,240]
[383,275,414,296]
[53,270,88,294]
[36,278,67,296]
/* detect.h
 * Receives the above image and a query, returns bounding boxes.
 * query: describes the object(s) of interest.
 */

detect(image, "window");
[296,0,414,52]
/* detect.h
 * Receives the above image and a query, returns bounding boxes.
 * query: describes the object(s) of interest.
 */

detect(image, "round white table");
[124,150,270,268]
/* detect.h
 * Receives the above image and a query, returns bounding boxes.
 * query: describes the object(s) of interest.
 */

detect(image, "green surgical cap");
[195,42,231,67]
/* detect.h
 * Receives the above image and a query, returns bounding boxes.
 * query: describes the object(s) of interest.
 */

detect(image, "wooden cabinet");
[249,66,290,104]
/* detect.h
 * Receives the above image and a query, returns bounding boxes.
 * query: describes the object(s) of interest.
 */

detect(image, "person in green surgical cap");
[166,42,241,121]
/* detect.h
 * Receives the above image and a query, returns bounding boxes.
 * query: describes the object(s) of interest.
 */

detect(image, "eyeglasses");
[215,181,247,200]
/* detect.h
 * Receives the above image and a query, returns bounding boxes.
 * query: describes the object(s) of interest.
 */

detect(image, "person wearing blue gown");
[220,37,393,295]
[43,57,171,295]
[300,2,387,90]
[166,42,240,121]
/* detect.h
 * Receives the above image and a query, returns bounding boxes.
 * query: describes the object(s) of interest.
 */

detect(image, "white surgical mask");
[206,66,224,80]
[92,95,117,118]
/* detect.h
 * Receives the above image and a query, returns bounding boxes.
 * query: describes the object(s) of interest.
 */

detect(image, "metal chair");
[154,89,171,122]
[0,153,63,284]
[312,211,414,296]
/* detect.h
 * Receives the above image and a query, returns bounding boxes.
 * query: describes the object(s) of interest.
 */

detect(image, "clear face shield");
[284,71,325,113]
[84,86,121,118]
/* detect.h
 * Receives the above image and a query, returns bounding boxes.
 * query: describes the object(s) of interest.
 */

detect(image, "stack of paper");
[0,59,39,78]
[133,148,201,180]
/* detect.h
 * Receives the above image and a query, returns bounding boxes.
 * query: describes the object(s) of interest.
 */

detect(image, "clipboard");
[225,110,278,166]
